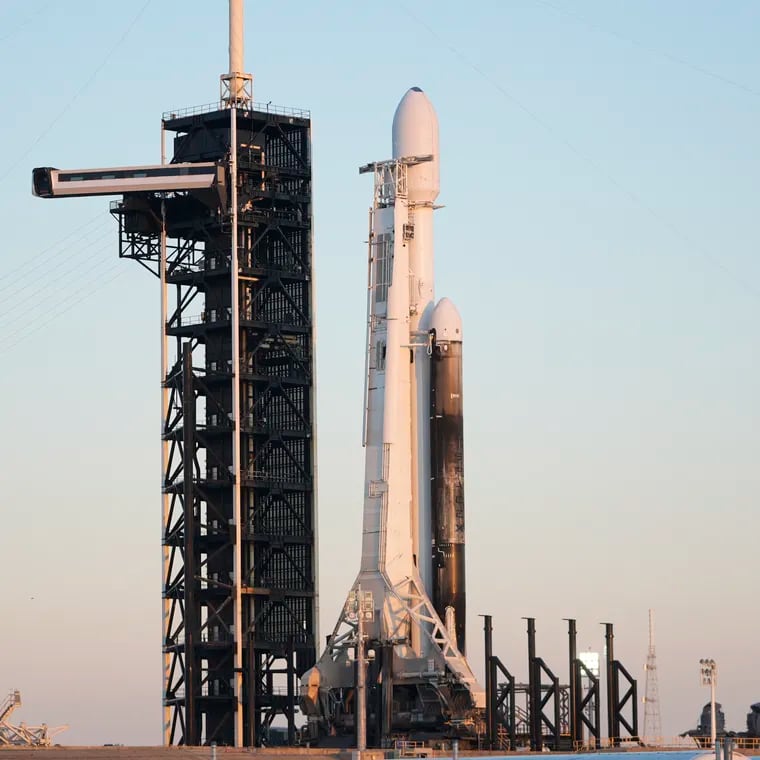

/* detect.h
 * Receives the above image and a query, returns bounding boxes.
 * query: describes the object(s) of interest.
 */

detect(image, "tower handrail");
[162,100,310,121]
[0,691,20,724]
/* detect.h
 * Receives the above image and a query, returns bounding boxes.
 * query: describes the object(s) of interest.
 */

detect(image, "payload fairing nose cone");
[430,296,462,339]
[392,87,440,202]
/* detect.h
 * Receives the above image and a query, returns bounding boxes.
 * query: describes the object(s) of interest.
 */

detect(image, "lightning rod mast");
[643,609,662,742]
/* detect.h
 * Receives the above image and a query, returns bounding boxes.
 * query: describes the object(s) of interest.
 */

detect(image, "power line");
[0,0,153,183]
[0,251,119,329]
[531,0,760,98]
[0,211,107,284]
[0,228,115,310]
[0,1,53,45]
[0,223,112,297]
[398,3,760,302]
[0,262,125,353]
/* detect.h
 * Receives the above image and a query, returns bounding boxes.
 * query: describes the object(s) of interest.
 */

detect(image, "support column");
[381,643,393,745]
[247,634,256,747]
[604,623,617,744]
[566,618,578,746]
[229,105,244,748]
[483,615,494,749]
[159,191,172,746]
[525,617,540,751]
[182,344,200,743]
[356,592,367,751]
[287,638,296,746]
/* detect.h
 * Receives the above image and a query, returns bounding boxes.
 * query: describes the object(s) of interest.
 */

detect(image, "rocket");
[301,88,482,739]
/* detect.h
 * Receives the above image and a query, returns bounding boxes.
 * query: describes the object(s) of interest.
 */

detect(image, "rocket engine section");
[429,298,466,654]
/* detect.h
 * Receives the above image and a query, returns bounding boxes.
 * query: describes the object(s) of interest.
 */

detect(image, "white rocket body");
[361,87,438,604]
[394,88,438,598]
[301,88,482,732]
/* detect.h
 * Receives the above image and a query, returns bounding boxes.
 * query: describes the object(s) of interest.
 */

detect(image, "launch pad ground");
[0,749,568,759]
[0,749,481,760]
[0,749,344,760]
[0,748,741,759]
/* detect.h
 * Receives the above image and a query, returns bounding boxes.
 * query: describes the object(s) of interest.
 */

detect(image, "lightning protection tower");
[643,609,662,742]
[32,0,317,748]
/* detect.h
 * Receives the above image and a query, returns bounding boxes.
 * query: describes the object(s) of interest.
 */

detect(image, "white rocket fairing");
[301,88,482,738]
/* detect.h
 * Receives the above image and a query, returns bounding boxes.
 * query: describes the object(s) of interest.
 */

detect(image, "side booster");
[430,298,466,653]
[300,87,482,742]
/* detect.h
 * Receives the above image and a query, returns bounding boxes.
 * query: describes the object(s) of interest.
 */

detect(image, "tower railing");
[162,101,310,121]
[575,736,760,752]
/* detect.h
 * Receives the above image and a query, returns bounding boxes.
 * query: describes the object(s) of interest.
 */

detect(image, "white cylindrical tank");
[392,87,440,203]
[392,87,440,596]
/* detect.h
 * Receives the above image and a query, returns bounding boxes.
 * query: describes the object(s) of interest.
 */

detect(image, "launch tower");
[33,1,317,747]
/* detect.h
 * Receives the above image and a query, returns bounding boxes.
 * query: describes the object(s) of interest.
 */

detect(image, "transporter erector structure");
[300,88,483,743]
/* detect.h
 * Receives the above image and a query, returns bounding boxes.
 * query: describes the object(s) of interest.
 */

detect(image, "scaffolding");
[0,690,68,747]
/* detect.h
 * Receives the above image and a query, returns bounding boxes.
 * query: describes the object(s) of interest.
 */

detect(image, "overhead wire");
[0,0,154,183]
[398,3,760,302]
[0,0,151,351]
[0,249,120,329]
[531,0,760,98]
[0,1,53,45]
[0,259,126,353]
[0,227,115,311]
[0,211,107,285]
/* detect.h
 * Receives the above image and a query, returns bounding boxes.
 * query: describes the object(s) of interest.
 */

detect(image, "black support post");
[493,658,516,751]
[247,633,256,747]
[182,344,200,744]
[525,617,540,751]
[489,655,499,748]
[566,618,578,747]
[604,623,618,744]
[287,638,296,745]
[483,615,495,749]
[577,656,601,748]
[381,643,393,745]
[612,660,639,741]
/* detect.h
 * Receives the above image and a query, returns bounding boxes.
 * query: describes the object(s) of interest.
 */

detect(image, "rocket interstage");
[301,88,483,742]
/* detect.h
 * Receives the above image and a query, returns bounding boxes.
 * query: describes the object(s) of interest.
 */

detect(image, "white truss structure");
[643,610,663,740]
[0,690,68,747]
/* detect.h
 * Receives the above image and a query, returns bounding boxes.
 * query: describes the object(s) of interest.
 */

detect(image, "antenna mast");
[221,0,253,106]
[643,609,663,742]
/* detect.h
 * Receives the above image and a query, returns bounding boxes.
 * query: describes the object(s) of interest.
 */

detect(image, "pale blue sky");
[0,0,757,746]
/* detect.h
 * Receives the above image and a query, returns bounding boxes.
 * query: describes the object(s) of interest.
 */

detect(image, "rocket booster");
[430,298,466,653]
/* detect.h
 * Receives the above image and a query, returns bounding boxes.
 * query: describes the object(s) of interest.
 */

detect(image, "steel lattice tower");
[643,609,662,741]
[32,2,318,747]
[114,8,318,744]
